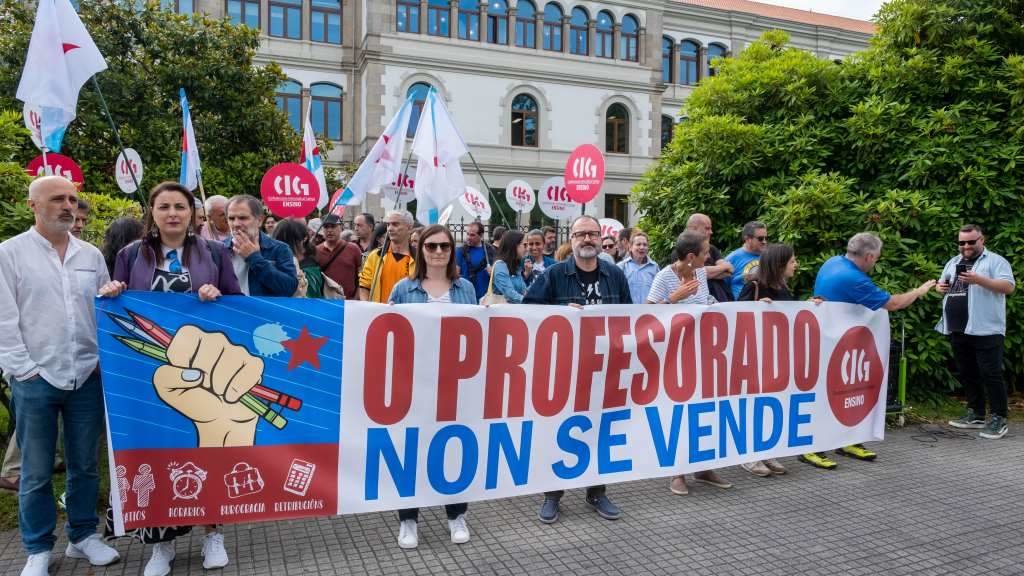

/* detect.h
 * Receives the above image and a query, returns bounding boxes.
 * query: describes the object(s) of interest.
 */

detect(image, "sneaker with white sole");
[979,415,1008,440]
[448,514,470,544]
[398,519,418,549]
[20,552,50,576]
[144,542,175,576]
[201,532,229,569]
[65,533,120,566]
[741,461,772,477]
[763,458,787,475]
[948,408,985,429]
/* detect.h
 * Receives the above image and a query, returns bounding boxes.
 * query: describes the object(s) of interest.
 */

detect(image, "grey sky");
[754,0,887,21]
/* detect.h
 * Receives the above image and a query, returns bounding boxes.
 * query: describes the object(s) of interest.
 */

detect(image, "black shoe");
[585,494,621,520]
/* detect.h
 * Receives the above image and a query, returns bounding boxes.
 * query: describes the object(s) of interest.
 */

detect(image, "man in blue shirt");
[807,232,934,468]
[617,230,659,304]
[455,222,495,300]
[225,195,298,297]
[725,221,767,299]
[935,224,1015,440]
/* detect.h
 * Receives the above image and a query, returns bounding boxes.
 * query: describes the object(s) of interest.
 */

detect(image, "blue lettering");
[365,427,418,500]
[598,409,632,474]
[787,393,815,447]
[687,401,715,463]
[552,415,592,479]
[753,397,783,452]
[719,398,747,457]
[426,425,478,495]
[485,421,533,489]
[645,405,684,467]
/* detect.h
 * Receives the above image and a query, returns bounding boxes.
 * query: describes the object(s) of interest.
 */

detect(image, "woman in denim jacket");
[490,230,529,303]
[387,225,474,547]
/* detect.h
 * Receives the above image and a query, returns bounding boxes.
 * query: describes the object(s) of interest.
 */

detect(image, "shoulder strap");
[320,241,347,271]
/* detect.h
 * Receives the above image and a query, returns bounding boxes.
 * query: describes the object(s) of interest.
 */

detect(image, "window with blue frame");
[269,0,302,38]
[311,0,341,44]
[661,115,674,151]
[397,0,420,33]
[511,94,539,148]
[620,15,639,62]
[311,83,343,141]
[407,82,433,139]
[458,0,479,41]
[428,0,449,36]
[276,80,303,133]
[515,0,536,48]
[680,40,700,85]
[542,3,562,52]
[487,0,508,45]
[594,11,613,58]
[227,0,260,28]
[569,7,588,56]
[707,43,727,76]
[661,36,674,83]
[161,0,193,13]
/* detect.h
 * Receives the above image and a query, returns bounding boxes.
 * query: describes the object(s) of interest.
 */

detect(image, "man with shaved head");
[686,213,734,302]
[0,177,120,575]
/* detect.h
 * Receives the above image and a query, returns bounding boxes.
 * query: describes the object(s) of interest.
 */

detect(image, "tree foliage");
[634,1,1024,396]
[0,110,33,241]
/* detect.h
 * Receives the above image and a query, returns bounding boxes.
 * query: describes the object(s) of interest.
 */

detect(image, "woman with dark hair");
[369,222,388,251]
[97,181,239,576]
[273,219,326,298]
[738,243,796,303]
[387,224,475,549]
[100,217,144,277]
[491,225,507,249]
[261,214,278,235]
[489,230,529,303]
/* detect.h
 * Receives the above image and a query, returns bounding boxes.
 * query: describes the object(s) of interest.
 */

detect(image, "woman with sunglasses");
[602,235,619,260]
[490,230,529,303]
[387,225,476,548]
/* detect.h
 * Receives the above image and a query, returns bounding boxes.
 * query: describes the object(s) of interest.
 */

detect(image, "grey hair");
[226,194,264,218]
[385,209,414,226]
[204,194,228,211]
[570,215,600,229]
[742,220,766,239]
[846,232,883,258]
[28,175,75,200]
[340,229,355,241]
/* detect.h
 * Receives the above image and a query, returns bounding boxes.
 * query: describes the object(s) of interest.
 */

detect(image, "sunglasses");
[958,239,979,246]
[756,236,768,242]
[423,242,452,253]
[603,244,615,249]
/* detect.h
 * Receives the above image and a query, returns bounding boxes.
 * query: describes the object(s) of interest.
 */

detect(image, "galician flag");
[179,88,201,192]
[411,87,467,224]
[331,96,414,209]
[15,0,107,153]
[302,104,329,210]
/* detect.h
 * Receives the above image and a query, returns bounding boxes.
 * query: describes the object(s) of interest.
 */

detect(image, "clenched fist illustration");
[154,325,264,448]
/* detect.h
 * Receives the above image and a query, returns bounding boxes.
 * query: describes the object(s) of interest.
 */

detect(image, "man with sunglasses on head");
[525,215,632,525]
[725,221,768,300]
[937,224,1015,440]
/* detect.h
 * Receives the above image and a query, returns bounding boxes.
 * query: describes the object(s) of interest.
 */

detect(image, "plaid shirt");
[524,257,633,306]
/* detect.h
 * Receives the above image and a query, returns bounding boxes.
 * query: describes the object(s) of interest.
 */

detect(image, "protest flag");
[411,88,468,224]
[179,89,205,202]
[302,104,330,210]
[331,96,414,211]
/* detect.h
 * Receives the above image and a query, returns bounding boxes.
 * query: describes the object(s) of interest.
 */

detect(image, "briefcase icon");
[224,462,264,499]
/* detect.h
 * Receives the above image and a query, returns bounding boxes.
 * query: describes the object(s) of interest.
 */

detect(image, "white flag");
[16,0,107,152]
[302,104,329,210]
[333,98,414,208]
[412,89,468,216]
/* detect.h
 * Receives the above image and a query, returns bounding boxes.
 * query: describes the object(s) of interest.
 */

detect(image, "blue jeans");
[13,372,103,554]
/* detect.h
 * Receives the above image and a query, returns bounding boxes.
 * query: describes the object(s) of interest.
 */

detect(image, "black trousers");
[398,503,467,522]
[544,485,605,500]
[950,333,1007,418]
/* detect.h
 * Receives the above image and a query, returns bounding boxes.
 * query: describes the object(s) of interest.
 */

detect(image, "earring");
[150,229,159,239]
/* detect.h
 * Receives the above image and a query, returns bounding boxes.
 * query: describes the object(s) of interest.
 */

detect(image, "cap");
[322,214,342,226]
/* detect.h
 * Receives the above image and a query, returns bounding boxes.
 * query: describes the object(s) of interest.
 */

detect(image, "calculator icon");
[283,459,316,497]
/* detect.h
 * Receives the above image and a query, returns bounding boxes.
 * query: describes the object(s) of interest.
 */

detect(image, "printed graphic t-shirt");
[944,256,976,333]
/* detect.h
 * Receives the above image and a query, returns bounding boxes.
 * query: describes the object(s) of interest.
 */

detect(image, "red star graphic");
[281,326,328,370]
[62,43,79,54]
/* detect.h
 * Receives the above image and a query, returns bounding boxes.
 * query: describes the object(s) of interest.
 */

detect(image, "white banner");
[339,302,889,513]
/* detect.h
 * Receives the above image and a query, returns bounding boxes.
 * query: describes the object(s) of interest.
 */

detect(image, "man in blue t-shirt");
[725,221,767,299]
[455,222,496,300]
[803,232,934,469]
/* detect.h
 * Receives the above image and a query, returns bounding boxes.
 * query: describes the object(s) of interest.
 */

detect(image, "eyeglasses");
[571,231,601,240]
[755,236,768,243]
[423,242,452,253]
[602,244,615,249]
[958,239,979,246]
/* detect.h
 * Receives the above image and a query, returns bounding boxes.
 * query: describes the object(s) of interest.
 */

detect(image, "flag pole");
[40,146,49,173]
[464,148,513,232]
[195,169,208,208]
[90,76,147,208]
[365,132,417,302]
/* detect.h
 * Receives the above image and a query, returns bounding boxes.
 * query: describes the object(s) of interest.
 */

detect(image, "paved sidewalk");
[2,424,1021,576]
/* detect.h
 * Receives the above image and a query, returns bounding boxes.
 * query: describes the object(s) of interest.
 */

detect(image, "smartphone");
[955,263,968,277]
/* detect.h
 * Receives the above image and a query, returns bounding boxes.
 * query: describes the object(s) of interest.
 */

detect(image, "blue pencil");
[106,312,162,346]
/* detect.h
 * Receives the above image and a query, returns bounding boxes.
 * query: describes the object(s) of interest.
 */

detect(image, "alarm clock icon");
[168,462,208,500]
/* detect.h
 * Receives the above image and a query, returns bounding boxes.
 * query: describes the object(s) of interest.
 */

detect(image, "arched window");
[458,0,479,41]
[680,40,700,85]
[311,83,343,141]
[620,15,639,62]
[660,115,674,151]
[707,43,727,77]
[569,7,588,56]
[427,0,449,36]
[275,80,302,133]
[542,3,563,52]
[311,0,341,44]
[161,0,192,13]
[511,94,539,148]
[594,10,613,58]
[407,82,432,138]
[487,0,508,44]
[606,103,629,154]
[397,0,420,33]
[269,0,301,38]
[661,36,674,83]
[516,0,536,48]
[227,0,259,28]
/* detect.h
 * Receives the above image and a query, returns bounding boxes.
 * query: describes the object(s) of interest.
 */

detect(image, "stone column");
[561,15,570,53]
[449,0,458,38]
[671,39,680,84]
[419,0,428,34]
[301,0,311,39]
[534,12,543,50]
[612,23,621,59]
[508,6,517,46]
[478,1,487,42]
[587,19,595,56]
[639,26,647,65]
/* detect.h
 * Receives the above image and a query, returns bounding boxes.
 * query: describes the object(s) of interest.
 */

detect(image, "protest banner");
[538,176,581,221]
[25,153,84,186]
[114,148,143,194]
[261,162,319,218]
[99,295,889,530]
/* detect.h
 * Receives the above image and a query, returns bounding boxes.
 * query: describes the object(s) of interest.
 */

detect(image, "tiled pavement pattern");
[2,424,1021,575]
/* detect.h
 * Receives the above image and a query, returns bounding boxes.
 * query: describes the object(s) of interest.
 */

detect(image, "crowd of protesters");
[0,178,1015,576]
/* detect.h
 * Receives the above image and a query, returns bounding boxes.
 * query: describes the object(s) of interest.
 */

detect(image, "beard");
[574,245,599,259]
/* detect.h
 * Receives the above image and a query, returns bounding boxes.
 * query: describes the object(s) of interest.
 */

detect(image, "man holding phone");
[937,224,1015,439]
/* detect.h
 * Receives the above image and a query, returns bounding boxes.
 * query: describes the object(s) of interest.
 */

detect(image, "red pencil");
[249,386,303,411]
[125,309,172,348]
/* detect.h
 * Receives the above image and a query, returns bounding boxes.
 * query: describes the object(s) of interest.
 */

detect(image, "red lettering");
[729,312,759,395]
[761,312,790,393]
[663,313,697,403]
[574,317,606,412]
[794,310,820,391]
[363,313,415,425]
[700,312,729,398]
[483,318,530,418]
[602,317,632,409]
[531,316,574,417]
[631,314,665,405]
[436,317,482,421]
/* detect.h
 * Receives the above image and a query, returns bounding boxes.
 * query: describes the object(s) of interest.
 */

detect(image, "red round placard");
[260,163,320,219]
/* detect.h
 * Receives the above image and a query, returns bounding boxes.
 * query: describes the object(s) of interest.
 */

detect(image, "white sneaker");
[448,514,470,544]
[201,532,229,569]
[397,519,418,549]
[144,542,176,576]
[65,533,120,566]
[20,552,50,576]
[740,461,772,477]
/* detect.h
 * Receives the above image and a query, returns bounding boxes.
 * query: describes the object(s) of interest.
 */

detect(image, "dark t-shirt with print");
[705,245,732,303]
[944,257,976,333]
[577,266,602,305]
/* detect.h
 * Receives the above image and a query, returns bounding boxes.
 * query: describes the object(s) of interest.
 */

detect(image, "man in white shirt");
[0,176,120,576]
